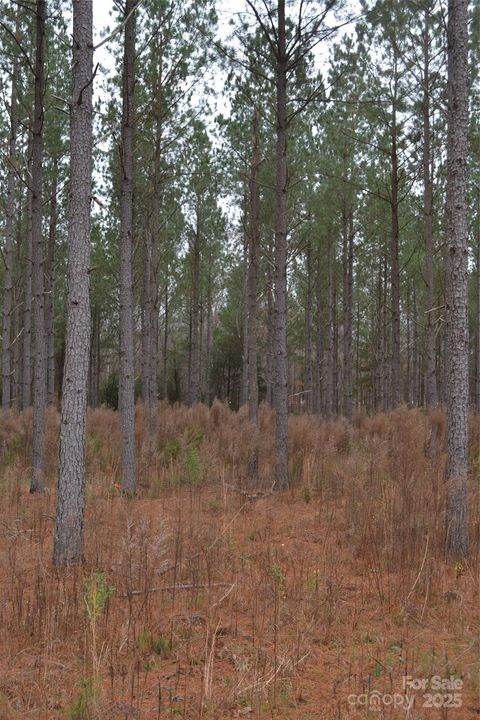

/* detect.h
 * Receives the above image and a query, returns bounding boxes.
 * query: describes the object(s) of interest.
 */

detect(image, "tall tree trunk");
[240,200,249,407]
[390,89,401,409]
[324,236,334,417]
[314,251,323,414]
[342,181,354,421]
[45,163,58,405]
[2,54,18,410]
[445,0,469,560]
[476,222,480,415]
[248,109,260,481]
[22,173,33,410]
[118,0,138,495]
[30,0,46,494]
[304,239,313,413]
[162,277,169,400]
[266,269,274,407]
[54,0,93,566]
[189,209,201,406]
[272,0,289,490]
[423,9,438,407]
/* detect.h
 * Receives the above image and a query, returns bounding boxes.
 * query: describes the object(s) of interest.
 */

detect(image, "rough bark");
[272,0,289,490]
[2,55,18,410]
[423,8,438,407]
[342,178,354,421]
[45,164,58,405]
[162,277,169,400]
[304,239,313,413]
[390,89,401,409]
[54,0,93,566]
[22,164,33,410]
[30,0,46,494]
[247,109,260,481]
[445,0,469,560]
[314,252,323,414]
[118,0,138,495]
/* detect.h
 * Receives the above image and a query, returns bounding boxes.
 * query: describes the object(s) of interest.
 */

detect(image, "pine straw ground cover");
[0,403,478,719]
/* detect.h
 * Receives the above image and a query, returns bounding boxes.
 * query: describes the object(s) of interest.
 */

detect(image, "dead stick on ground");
[121,582,232,598]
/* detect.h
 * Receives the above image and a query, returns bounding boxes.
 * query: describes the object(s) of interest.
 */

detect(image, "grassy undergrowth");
[0,402,478,718]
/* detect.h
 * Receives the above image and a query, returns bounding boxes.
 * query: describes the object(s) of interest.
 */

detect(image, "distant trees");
[0,0,477,562]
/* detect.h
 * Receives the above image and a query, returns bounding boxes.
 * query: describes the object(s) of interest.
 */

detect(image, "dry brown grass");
[0,403,478,719]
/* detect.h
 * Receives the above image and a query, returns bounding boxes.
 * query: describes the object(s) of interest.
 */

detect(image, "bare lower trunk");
[22,186,33,410]
[2,56,18,410]
[445,0,469,560]
[189,210,201,406]
[304,239,313,413]
[342,197,354,421]
[45,165,58,405]
[162,277,169,400]
[423,9,438,408]
[30,0,46,494]
[247,110,259,481]
[118,0,138,495]
[390,100,401,409]
[54,1,93,566]
[272,0,289,490]
[314,252,323,414]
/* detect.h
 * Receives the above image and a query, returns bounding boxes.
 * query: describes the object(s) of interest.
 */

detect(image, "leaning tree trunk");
[118,0,138,495]
[272,0,289,489]
[30,0,46,494]
[445,0,469,560]
[2,55,18,410]
[54,0,93,566]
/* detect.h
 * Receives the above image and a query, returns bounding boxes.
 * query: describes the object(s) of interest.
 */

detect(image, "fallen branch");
[121,582,232,598]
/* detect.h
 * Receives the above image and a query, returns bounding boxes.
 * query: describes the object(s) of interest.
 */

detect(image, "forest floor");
[0,403,478,719]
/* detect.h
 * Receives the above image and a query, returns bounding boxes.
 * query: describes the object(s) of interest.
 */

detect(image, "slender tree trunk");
[423,10,438,407]
[189,209,201,406]
[118,0,138,495]
[30,0,46,494]
[266,269,274,407]
[445,0,469,560]
[22,171,33,410]
[476,225,480,415]
[240,200,249,407]
[2,55,18,410]
[342,184,354,421]
[325,237,334,417]
[390,92,401,409]
[314,251,323,414]
[54,1,93,566]
[304,239,313,413]
[45,163,58,405]
[248,109,260,481]
[163,277,169,400]
[272,0,289,489]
